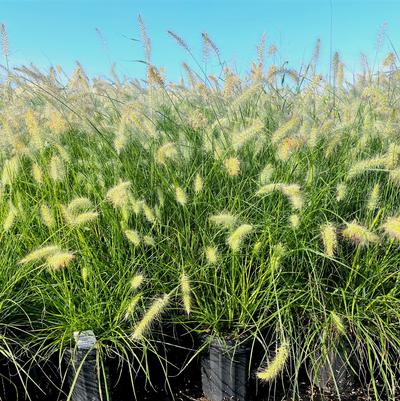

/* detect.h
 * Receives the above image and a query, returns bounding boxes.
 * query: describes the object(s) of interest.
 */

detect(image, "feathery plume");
[2,156,20,186]
[3,202,17,231]
[282,184,304,210]
[257,343,289,382]
[194,173,203,194]
[125,229,141,246]
[69,212,99,226]
[382,216,400,241]
[67,197,93,213]
[180,271,192,315]
[224,157,240,177]
[46,251,75,271]
[271,117,300,145]
[342,221,379,245]
[32,163,44,184]
[143,235,155,246]
[132,294,170,340]
[336,183,347,202]
[124,295,141,321]
[227,224,253,252]
[205,246,218,264]
[270,243,285,272]
[209,213,237,229]
[130,274,144,290]
[232,120,264,150]
[106,181,131,208]
[320,223,337,257]
[347,157,385,180]
[19,245,61,264]
[289,214,300,229]
[49,155,65,182]
[40,204,55,228]
[367,183,380,211]
[259,163,274,185]
[155,142,177,165]
[175,186,188,206]
[142,202,156,223]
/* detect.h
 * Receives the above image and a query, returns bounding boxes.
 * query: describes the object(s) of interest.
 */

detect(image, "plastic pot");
[312,342,356,394]
[201,335,250,401]
[65,330,111,401]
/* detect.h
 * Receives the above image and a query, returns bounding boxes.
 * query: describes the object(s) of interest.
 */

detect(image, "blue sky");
[1,0,399,82]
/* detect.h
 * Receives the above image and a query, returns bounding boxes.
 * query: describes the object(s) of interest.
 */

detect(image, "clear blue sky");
[1,0,399,82]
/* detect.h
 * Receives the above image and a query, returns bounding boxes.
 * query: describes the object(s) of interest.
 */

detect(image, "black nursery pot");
[65,330,111,401]
[201,335,251,401]
[311,341,356,395]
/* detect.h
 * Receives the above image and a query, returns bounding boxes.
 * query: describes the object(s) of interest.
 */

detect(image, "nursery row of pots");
[0,326,367,401]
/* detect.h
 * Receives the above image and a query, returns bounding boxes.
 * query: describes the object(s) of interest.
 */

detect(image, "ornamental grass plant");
[0,21,400,400]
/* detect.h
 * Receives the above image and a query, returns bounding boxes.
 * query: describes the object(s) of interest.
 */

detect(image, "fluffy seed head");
[224,157,240,177]
[194,173,203,194]
[130,274,144,290]
[367,183,380,211]
[180,271,192,315]
[342,221,379,245]
[32,163,44,184]
[259,164,274,185]
[347,157,385,180]
[19,245,61,264]
[70,212,99,226]
[125,229,141,246]
[257,343,289,382]
[143,235,155,246]
[336,183,347,202]
[175,186,188,206]
[227,224,253,252]
[49,155,65,182]
[132,294,170,340]
[67,197,93,214]
[106,181,131,209]
[2,156,20,186]
[142,202,156,223]
[155,142,177,165]
[205,246,218,264]
[209,213,237,229]
[282,184,304,210]
[321,223,337,257]
[40,204,55,228]
[382,216,400,241]
[289,214,300,229]
[3,203,17,232]
[271,116,300,144]
[270,243,285,272]
[46,252,75,271]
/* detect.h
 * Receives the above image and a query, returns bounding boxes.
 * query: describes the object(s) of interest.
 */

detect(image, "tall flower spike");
[205,246,218,264]
[106,181,131,208]
[209,213,237,229]
[19,245,61,264]
[227,224,253,252]
[367,183,380,211]
[342,221,379,245]
[336,183,347,202]
[132,294,170,340]
[175,186,188,206]
[125,229,141,246]
[46,251,75,271]
[194,173,203,194]
[382,216,400,241]
[257,343,289,382]
[224,157,240,177]
[320,223,337,257]
[40,204,55,228]
[180,271,192,315]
